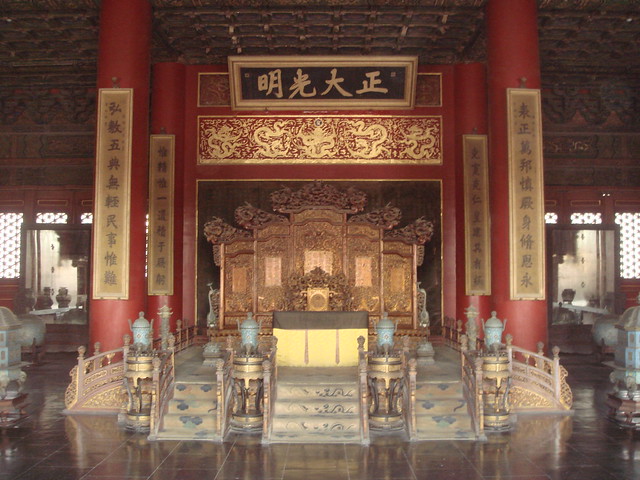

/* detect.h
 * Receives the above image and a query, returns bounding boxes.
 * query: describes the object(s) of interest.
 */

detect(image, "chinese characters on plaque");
[463,135,491,295]
[507,88,545,299]
[148,135,175,295]
[92,89,132,299]
[228,56,417,110]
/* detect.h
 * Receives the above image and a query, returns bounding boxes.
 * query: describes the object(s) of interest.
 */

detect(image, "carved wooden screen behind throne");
[203,182,433,331]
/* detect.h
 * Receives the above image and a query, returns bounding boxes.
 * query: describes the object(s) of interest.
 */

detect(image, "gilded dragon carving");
[198,116,442,165]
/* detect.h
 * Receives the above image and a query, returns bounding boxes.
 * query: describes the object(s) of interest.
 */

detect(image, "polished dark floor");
[2,351,640,480]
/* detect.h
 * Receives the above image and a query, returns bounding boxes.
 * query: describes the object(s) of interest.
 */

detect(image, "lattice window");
[0,213,24,279]
[570,212,602,224]
[36,212,68,224]
[545,212,558,224]
[616,212,640,280]
[80,212,93,224]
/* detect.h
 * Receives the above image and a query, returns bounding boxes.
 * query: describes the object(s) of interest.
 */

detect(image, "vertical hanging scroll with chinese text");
[507,88,545,299]
[463,135,491,295]
[148,135,175,295]
[92,89,133,299]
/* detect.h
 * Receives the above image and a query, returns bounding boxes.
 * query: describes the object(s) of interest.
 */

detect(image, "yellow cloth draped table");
[272,311,368,367]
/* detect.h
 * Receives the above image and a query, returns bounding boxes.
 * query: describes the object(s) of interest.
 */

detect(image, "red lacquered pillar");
[90,0,151,351]
[454,62,492,325]
[487,0,547,351]
[147,63,186,334]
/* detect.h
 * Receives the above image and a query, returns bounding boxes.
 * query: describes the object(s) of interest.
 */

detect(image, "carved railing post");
[262,359,272,442]
[402,335,410,368]
[474,356,484,434]
[74,345,86,405]
[552,345,561,402]
[176,319,183,348]
[359,357,369,444]
[408,357,417,441]
[215,358,226,437]
[149,356,161,434]
[460,334,468,379]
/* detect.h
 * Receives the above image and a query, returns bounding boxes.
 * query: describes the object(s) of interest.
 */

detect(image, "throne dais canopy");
[204,182,434,331]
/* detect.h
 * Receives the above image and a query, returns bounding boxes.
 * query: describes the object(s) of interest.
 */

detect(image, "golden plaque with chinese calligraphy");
[507,88,546,300]
[92,89,133,299]
[198,115,442,165]
[463,135,491,296]
[228,55,417,110]
[148,135,175,295]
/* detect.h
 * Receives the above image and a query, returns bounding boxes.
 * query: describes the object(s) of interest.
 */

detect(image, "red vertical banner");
[92,88,133,299]
[148,135,175,295]
[507,88,545,300]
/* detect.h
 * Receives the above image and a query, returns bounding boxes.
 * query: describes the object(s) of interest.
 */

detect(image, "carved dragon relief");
[235,203,287,229]
[348,204,401,230]
[198,117,442,165]
[270,181,367,213]
[203,216,252,244]
[384,216,435,244]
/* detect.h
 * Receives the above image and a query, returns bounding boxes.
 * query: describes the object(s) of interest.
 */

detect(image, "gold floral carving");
[203,217,252,244]
[235,203,287,229]
[284,266,353,311]
[224,255,253,314]
[347,224,381,240]
[294,223,342,274]
[559,365,573,408]
[384,217,435,244]
[257,224,290,238]
[273,183,366,214]
[509,385,553,409]
[65,365,78,408]
[198,116,442,165]
[293,210,344,223]
[383,255,412,313]
[225,241,254,256]
[348,205,402,229]
[82,385,127,409]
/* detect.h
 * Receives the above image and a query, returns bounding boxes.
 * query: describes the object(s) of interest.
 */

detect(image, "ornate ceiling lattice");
[1,0,639,90]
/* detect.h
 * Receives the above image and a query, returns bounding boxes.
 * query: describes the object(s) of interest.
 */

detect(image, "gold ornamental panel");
[509,385,553,409]
[256,224,290,238]
[383,241,413,256]
[256,238,289,313]
[348,237,381,314]
[293,209,344,224]
[82,385,127,410]
[198,115,442,165]
[347,224,381,240]
[294,222,343,274]
[382,254,413,314]
[225,241,254,256]
[224,255,253,315]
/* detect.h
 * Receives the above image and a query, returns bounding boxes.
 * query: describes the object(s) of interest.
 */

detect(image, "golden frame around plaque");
[92,88,133,299]
[507,88,546,300]
[228,55,418,110]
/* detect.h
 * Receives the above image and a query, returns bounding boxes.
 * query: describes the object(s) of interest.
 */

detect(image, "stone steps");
[268,367,362,443]
[412,379,476,440]
[154,380,222,441]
